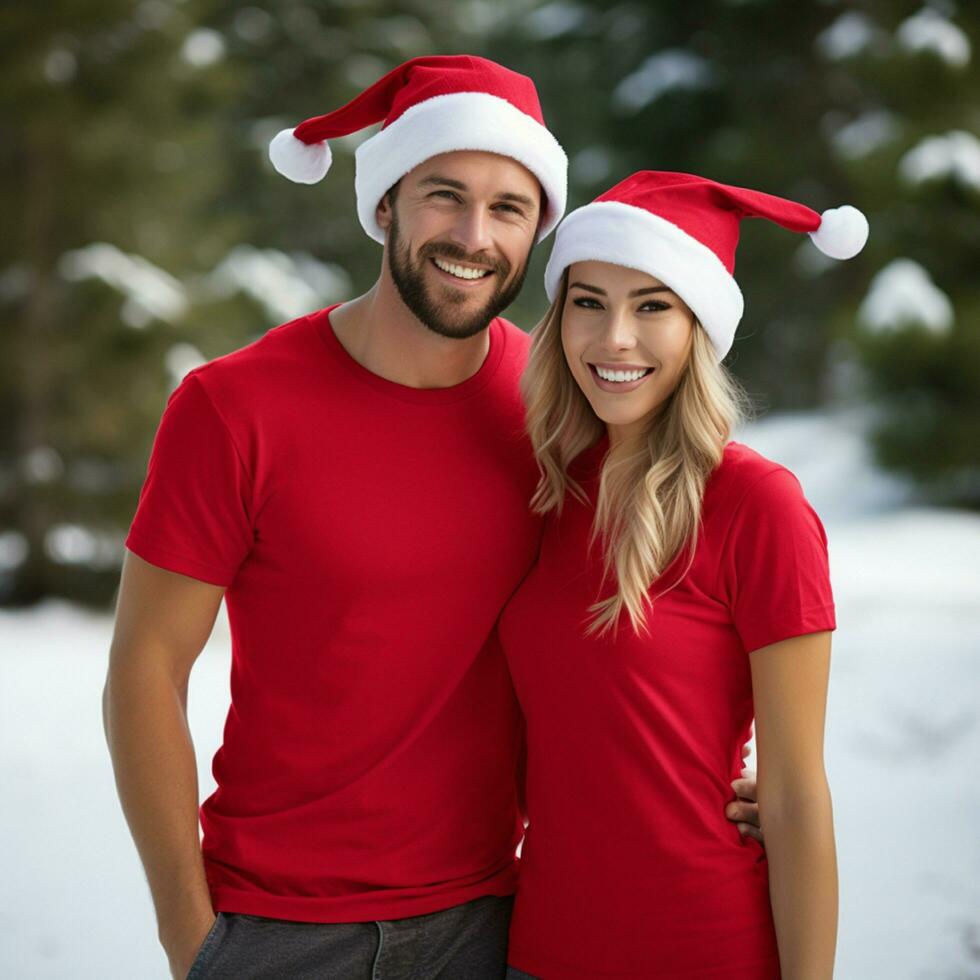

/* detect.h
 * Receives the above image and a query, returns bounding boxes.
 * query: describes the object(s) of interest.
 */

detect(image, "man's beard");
[387,209,530,340]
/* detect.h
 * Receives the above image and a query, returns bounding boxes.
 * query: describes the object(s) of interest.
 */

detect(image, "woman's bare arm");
[749,629,838,979]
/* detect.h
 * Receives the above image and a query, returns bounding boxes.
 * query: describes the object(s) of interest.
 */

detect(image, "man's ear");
[376,184,398,233]
[376,196,393,232]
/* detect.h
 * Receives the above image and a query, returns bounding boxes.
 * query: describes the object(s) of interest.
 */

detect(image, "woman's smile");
[587,362,657,392]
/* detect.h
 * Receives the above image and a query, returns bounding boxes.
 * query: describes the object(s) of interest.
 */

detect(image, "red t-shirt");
[498,435,837,979]
[125,304,543,922]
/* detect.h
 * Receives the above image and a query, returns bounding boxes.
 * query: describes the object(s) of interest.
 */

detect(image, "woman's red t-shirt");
[498,435,837,979]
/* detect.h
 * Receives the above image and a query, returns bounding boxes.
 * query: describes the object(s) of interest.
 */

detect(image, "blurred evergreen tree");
[2,0,978,608]
[818,2,980,507]
[0,1,239,604]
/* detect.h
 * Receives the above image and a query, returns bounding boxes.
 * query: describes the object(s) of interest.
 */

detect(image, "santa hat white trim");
[354,91,568,244]
[544,200,745,361]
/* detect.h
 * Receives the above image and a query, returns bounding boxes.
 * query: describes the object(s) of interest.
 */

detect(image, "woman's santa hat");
[544,171,869,361]
[269,54,568,244]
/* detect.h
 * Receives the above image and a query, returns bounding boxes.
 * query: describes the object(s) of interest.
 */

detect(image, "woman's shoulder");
[717,439,787,479]
[708,440,807,515]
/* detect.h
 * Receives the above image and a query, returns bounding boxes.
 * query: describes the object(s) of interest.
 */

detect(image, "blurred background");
[1,1,978,978]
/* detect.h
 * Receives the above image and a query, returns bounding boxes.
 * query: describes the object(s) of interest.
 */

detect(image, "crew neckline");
[310,302,506,405]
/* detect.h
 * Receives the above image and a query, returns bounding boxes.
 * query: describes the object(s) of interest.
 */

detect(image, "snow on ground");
[2,408,979,979]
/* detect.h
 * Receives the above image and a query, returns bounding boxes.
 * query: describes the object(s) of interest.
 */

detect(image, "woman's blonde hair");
[521,268,757,640]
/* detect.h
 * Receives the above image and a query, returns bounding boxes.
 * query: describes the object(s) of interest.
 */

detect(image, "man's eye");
[494,203,523,216]
[431,190,460,201]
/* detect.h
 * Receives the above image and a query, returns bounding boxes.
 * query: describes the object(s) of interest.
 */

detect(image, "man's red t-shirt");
[125,304,542,922]
[498,435,837,979]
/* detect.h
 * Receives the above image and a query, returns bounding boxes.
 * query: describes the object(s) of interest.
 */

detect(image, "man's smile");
[430,256,495,286]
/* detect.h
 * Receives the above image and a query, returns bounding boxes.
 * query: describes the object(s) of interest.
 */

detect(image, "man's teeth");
[595,366,651,383]
[433,257,490,280]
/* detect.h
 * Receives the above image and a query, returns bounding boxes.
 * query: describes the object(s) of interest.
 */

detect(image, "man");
[103,55,763,980]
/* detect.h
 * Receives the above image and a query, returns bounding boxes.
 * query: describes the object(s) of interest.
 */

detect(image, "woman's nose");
[600,310,638,351]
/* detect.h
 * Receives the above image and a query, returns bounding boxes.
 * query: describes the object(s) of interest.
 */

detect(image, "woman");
[498,171,869,979]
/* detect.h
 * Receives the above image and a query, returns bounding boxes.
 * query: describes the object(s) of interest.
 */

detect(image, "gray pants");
[186,893,514,979]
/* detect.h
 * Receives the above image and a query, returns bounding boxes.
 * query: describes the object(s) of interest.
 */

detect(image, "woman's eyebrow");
[569,281,605,295]
[569,282,674,297]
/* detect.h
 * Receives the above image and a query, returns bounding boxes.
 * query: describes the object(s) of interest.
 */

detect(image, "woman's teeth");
[433,257,490,280]
[594,365,652,382]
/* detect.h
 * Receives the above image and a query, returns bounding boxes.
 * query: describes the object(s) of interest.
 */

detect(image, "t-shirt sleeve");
[716,466,836,654]
[125,373,255,587]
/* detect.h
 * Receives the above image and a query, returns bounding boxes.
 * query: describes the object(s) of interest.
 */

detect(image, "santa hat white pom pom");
[809,205,869,260]
[268,128,332,184]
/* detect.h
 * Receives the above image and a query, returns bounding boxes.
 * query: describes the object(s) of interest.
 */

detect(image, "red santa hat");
[544,171,869,361]
[269,54,568,244]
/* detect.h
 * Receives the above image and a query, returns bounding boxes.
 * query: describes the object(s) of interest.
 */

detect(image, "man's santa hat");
[269,54,568,244]
[544,171,870,361]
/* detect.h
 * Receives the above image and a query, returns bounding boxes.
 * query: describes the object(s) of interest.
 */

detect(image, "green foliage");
[2,0,978,605]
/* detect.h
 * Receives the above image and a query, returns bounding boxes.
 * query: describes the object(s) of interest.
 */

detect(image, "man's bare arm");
[102,549,225,979]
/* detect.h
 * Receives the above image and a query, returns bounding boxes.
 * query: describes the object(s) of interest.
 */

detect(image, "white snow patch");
[815,12,880,60]
[180,28,225,68]
[21,446,64,484]
[830,109,901,161]
[898,130,980,191]
[206,245,351,323]
[164,342,207,387]
[58,243,188,326]
[0,530,29,572]
[44,524,124,570]
[896,8,971,68]
[857,258,953,336]
[522,1,589,40]
[613,50,715,113]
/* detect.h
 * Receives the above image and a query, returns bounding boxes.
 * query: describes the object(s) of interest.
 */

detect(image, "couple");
[105,55,866,979]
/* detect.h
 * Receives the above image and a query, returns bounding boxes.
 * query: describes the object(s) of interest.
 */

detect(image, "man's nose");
[449,206,494,256]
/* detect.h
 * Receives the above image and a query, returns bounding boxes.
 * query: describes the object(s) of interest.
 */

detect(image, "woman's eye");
[572,297,603,310]
[639,302,670,312]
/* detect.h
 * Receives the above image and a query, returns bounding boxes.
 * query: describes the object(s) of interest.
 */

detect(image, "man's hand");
[727,742,765,847]
[165,911,218,980]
